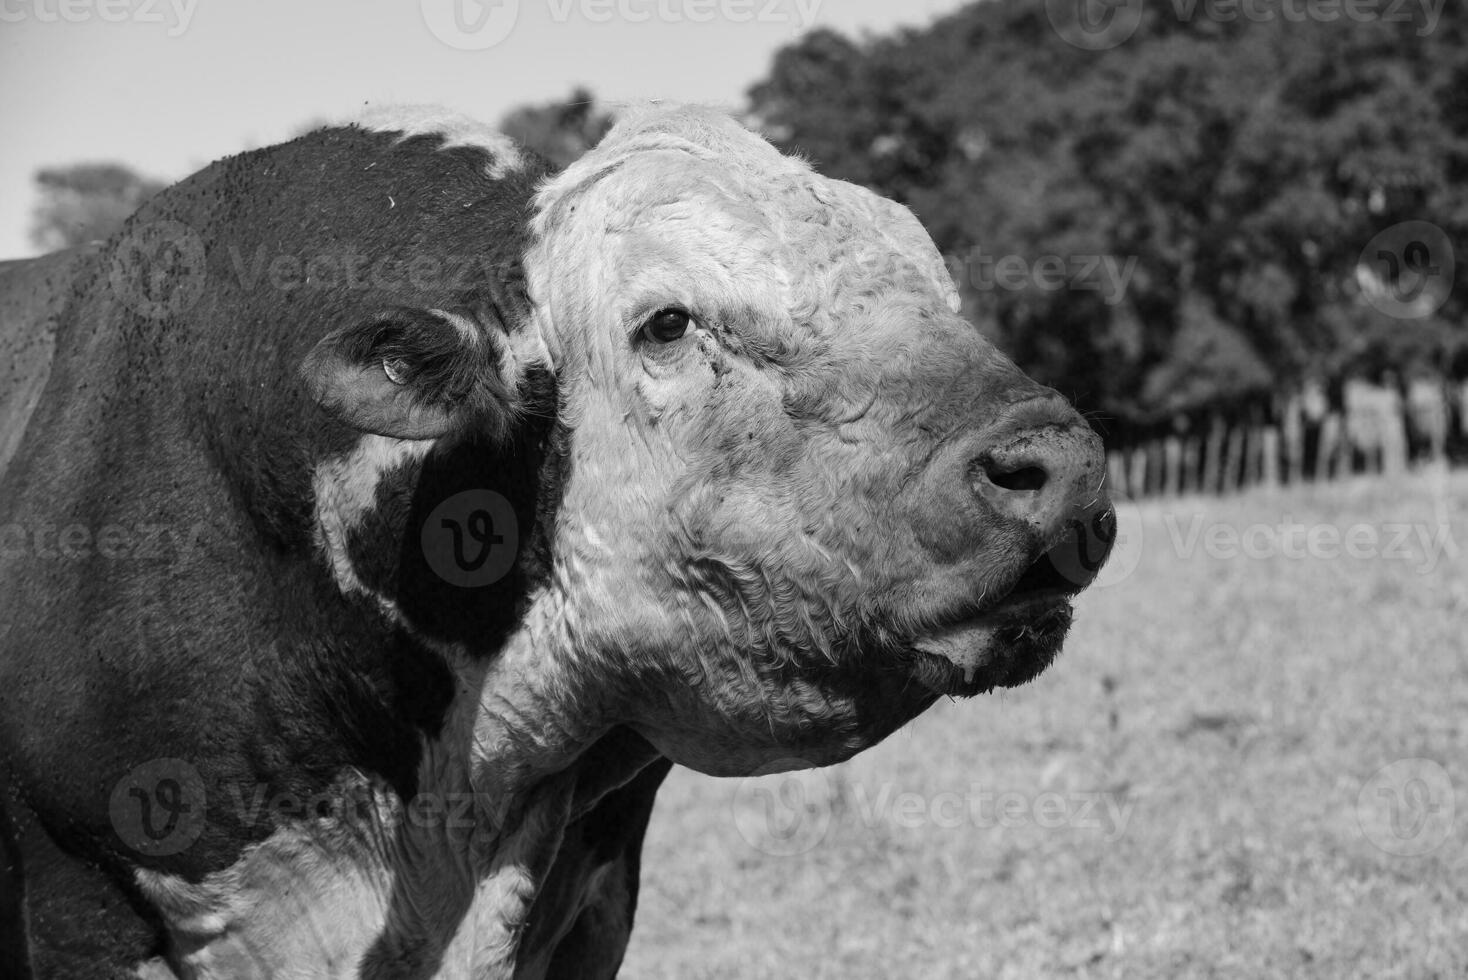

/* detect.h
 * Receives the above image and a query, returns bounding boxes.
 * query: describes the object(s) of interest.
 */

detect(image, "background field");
[622,471,1468,979]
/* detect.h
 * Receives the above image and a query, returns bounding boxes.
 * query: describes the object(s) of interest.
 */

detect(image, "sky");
[0,0,968,260]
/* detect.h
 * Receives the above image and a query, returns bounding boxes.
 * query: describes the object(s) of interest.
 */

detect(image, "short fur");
[0,103,1108,977]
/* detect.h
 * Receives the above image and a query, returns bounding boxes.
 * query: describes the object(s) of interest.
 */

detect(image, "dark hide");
[0,247,100,483]
[522,746,672,980]
[0,126,664,977]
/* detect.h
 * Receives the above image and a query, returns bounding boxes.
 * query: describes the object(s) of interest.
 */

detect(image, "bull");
[0,104,1114,978]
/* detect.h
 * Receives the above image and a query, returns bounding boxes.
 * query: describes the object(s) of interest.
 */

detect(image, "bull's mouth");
[902,546,1082,698]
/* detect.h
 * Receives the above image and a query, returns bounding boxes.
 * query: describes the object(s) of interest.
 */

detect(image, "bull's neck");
[373,598,627,979]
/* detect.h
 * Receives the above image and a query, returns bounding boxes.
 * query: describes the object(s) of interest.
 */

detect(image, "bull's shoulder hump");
[0,244,101,334]
[0,245,101,485]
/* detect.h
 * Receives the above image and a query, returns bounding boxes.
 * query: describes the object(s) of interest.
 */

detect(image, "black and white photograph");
[0,0,1463,976]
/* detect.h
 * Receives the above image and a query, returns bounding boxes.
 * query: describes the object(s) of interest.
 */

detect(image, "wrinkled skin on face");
[520,108,1109,776]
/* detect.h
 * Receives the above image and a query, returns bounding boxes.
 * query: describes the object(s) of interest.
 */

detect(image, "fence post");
[1282,394,1303,485]
[1163,436,1182,498]
[1316,412,1340,480]
[1107,451,1127,498]
[1128,445,1148,498]
[1182,436,1200,495]
[1202,415,1224,495]
[1244,425,1263,489]
[1223,424,1245,494]
[1261,427,1280,488]
[1383,396,1408,476]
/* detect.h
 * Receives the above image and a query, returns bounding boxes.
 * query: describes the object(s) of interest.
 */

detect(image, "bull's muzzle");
[913,393,1116,594]
[971,395,1115,591]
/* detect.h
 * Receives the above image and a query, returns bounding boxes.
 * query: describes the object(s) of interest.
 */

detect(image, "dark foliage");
[30,163,165,252]
[500,86,616,170]
[747,2,1468,426]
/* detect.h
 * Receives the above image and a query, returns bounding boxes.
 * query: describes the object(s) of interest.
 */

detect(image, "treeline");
[745,0,1468,446]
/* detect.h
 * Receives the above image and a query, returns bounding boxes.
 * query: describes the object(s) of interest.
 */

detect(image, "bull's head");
[522,106,1115,775]
[306,105,1114,781]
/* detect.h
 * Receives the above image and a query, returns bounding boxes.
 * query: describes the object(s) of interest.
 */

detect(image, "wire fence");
[1105,376,1467,498]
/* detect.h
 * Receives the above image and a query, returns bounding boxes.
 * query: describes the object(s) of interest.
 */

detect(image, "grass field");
[621,469,1468,979]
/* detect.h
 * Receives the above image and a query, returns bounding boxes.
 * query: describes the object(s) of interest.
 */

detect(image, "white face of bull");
[506,108,1114,774]
[304,105,1113,778]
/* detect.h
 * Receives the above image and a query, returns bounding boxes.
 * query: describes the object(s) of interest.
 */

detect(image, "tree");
[747,1,1468,431]
[31,163,166,252]
[499,87,616,170]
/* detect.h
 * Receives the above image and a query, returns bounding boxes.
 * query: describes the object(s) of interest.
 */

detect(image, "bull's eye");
[382,357,410,385]
[640,308,691,344]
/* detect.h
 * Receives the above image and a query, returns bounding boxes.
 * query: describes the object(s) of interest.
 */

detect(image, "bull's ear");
[300,308,512,440]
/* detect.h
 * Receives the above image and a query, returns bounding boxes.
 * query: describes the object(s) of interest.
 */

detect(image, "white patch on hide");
[353,104,525,179]
[428,307,482,348]
[499,309,555,390]
[312,433,433,606]
[132,684,501,979]
[134,772,402,979]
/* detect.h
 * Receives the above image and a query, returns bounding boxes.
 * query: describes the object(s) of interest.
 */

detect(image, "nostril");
[984,462,1048,493]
